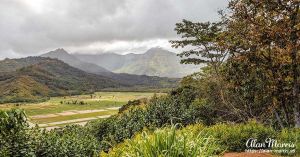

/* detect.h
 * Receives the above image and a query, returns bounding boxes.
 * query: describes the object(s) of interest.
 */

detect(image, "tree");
[172,0,300,128]
[170,19,234,109]
[170,19,228,75]
[170,15,256,123]
[224,0,300,128]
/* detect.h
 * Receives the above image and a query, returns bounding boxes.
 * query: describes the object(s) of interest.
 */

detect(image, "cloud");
[0,0,228,58]
[66,39,175,55]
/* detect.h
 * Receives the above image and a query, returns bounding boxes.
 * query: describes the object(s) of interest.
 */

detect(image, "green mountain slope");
[0,57,49,73]
[0,58,122,103]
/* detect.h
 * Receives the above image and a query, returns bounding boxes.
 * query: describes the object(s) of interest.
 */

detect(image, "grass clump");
[101,122,299,157]
[101,125,222,157]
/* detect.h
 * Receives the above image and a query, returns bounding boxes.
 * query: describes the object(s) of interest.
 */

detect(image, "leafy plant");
[0,109,36,156]
[101,125,221,157]
[0,109,100,157]
[36,125,100,157]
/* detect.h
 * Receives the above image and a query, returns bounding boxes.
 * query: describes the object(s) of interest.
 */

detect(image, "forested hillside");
[0,58,121,103]
[0,57,49,73]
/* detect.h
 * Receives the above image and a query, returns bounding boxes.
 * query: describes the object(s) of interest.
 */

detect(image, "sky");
[0,0,228,59]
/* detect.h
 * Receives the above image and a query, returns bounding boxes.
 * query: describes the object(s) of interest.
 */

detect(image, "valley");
[0,92,164,130]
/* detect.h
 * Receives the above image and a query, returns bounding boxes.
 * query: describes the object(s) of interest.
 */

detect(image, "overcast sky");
[0,0,228,59]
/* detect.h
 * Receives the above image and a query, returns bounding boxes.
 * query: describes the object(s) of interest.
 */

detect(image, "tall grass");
[101,125,221,157]
[101,121,299,157]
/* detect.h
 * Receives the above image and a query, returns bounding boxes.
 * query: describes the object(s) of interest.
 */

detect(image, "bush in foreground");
[102,122,299,156]
[1,109,298,157]
[36,125,99,157]
[0,109,100,157]
[0,109,36,156]
[101,125,221,157]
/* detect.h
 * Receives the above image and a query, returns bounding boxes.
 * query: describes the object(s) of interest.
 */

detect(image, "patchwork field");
[0,92,163,129]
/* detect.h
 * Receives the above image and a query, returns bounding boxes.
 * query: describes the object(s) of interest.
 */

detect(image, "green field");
[31,110,118,124]
[0,92,163,129]
[0,92,161,115]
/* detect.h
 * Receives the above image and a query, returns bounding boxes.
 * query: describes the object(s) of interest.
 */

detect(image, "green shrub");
[0,109,36,157]
[118,98,147,113]
[276,128,300,156]
[0,109,298,157]
[88,108,148,151]
[201,121,277,151]
[36,125,100,157]
[87,86,199,152]
[0,109,100,157]
[180,122,299,156]
[101,122,299,157]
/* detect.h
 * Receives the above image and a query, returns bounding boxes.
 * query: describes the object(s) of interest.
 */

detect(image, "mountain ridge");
[74,48,200,78]
[41,49,178,87]
[41,48,110,74]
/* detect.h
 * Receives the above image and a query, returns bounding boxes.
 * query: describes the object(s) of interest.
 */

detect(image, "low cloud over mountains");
[0,0,227,58]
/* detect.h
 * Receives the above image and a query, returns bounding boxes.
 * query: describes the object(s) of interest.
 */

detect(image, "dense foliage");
[0,109,100,157]
[0,83,204,156]
[87,86,201,152]
[118,98,148,113]
[35,126,99,157]
[0,109,36,156]
[224,0,300,129]
[101,125,220,157]
[103,122,299,156]
[171,0,300,128]
[1,88,299,156]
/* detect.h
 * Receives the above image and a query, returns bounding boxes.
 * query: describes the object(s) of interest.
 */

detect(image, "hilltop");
[41,48,110,74]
